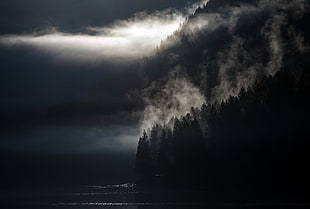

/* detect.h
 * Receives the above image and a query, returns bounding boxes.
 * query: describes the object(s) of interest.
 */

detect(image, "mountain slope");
[134,0,310,196]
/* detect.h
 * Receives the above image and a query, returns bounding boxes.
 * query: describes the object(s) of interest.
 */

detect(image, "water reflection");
[2,183,309,209]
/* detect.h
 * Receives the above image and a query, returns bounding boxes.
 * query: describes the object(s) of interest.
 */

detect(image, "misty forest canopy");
[134,0,310,192]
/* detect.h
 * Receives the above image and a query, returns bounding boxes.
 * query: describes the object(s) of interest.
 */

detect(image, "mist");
[131,68,206,132]
[134,0,309,119]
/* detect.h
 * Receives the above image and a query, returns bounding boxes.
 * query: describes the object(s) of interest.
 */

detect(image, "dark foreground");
[2,183,310,209]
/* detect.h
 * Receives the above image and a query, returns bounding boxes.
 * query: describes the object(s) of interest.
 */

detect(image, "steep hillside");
[134,0,310,196]
[137,0,309,102]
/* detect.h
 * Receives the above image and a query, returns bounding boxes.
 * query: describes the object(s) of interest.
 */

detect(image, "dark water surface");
[2,183,309,209]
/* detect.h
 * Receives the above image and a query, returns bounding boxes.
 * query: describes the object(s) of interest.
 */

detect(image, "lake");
[2,183,309,209]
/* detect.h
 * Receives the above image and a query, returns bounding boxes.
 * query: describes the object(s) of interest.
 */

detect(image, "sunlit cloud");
[0,14,183,63]
[0,1,209,63]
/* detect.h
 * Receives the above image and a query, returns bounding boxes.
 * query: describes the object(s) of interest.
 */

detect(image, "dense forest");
[134,0,310,196]
[135,68,310,193]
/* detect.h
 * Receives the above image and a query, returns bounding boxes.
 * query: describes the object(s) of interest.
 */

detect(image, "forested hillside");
[135,0,310,194]
[135,68,310,192]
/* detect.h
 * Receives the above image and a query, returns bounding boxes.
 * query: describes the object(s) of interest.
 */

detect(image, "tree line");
[135,68,310,192]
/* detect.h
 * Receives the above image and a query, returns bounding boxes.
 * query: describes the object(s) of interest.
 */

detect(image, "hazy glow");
[0,0,210,63]
[0,13,184,63]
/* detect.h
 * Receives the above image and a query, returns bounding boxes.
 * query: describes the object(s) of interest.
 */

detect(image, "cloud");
[0,20,181,63]
[0,1,209,64]
[0,0,208,34]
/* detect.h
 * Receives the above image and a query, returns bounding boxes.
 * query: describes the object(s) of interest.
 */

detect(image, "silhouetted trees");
[135,68,310,191]
[135,130,152,179]
[135,114,207,183]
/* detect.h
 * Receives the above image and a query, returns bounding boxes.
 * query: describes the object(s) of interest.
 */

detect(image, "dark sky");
[0,0,202,187]
[0,0,194,34]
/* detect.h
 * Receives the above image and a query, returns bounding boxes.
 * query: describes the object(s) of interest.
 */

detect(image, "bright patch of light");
[0,14,184,63]
[0,0,210,63]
